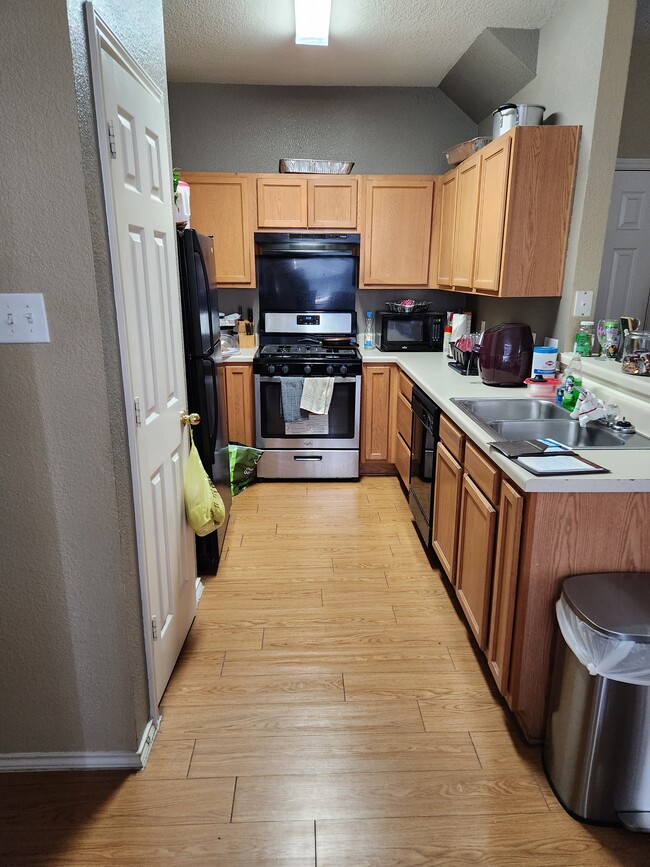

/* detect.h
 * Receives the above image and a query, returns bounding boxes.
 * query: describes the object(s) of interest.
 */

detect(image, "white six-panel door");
[595,169,650,329]
[90,11,196,706]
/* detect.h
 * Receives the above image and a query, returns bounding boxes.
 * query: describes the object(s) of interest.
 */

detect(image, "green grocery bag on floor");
[228,443,263,496]
[184,429,226,536]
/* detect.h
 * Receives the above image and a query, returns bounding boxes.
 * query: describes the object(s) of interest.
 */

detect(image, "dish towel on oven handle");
[280,377,304,421]
[300,377,335,415]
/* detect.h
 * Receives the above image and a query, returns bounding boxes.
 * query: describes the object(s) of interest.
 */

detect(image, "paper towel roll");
[451,313,471,343]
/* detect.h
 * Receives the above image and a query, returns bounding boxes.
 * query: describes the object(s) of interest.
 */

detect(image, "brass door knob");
[181,412,201,428]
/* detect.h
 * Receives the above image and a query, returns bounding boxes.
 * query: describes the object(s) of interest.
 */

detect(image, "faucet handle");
[604,403,620,426]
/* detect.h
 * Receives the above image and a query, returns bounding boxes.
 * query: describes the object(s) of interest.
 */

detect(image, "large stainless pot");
[492,103,545,139]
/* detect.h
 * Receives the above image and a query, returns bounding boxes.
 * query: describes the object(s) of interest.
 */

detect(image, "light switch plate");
[0,293,50,343]
[573,291,593,318]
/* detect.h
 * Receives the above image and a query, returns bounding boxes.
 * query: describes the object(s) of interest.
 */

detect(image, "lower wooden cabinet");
[224,363,255,446]
[431,442,463,582]
[361,364,393,467]
[455,474,498,649]
[487,479,524,695]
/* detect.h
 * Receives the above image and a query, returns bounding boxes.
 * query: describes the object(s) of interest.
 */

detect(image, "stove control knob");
[281,364,290,375]
[303,364,312,374]
[267,364,276,375]
[326,365,334,375]
[340,365,348,376]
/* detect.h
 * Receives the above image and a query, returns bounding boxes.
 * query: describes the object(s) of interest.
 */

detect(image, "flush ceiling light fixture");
[294,0,332,46]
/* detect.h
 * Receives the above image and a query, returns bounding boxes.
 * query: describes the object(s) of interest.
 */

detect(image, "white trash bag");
[556,596,650,686]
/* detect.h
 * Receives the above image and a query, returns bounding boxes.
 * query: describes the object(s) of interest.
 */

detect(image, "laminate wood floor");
[2,478,647,865]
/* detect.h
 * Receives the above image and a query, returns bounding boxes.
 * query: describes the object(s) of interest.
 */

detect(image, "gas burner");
[254,342,362,377]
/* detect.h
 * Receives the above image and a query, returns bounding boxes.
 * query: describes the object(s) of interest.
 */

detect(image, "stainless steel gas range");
[253,232,362,480]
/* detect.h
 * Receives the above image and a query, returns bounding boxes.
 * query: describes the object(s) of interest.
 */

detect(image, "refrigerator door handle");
[208,356,219,457]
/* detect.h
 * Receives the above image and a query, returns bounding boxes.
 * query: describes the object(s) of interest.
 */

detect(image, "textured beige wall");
[474,0,636,350]
[0,0,167,755]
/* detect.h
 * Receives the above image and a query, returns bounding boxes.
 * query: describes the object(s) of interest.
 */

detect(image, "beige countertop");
[361,348,650,494]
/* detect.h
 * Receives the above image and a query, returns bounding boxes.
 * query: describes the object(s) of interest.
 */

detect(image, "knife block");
[237,321,256,348]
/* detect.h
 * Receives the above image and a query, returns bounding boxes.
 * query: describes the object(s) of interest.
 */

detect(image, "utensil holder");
[237,321,256,348]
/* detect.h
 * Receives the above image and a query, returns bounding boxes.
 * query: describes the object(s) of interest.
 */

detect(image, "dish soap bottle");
[561,355,583,411]
[364,311,374,349]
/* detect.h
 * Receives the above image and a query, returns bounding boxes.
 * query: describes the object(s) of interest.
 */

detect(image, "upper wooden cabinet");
[182,173,256,288]
[256,175,359,229]
[451,154,480,289]
[430,126,580,297]
[360,176,434,287]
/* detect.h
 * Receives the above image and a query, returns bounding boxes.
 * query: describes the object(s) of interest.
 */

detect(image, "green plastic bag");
[228,443,263,496]
[184,430,226,536]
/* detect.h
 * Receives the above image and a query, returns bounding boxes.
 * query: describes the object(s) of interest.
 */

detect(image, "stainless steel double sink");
[450,398,650,449]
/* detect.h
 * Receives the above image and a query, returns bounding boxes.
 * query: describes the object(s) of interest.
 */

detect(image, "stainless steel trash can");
[544,572,650,831]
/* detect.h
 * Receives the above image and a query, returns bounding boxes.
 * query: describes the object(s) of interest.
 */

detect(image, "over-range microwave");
[375,311,445,352]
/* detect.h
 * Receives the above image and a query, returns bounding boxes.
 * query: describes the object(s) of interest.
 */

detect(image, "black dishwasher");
[409,386,441,546]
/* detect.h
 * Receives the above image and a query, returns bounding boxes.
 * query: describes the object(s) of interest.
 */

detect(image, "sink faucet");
[569,389,608,428]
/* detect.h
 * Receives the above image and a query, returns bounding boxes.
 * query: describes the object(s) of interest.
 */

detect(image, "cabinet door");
[431,442,463,583]
[224,364,255,446]
[361,177,434,287]
[361,364,393,462]
[257,177,308,228]
[455,473,497,649]
[435,171,457,286]
[487,480,524,696]
[451,154,480,289]
[472,136,511,294]
[183,173,255,287]
[308,177,358,228]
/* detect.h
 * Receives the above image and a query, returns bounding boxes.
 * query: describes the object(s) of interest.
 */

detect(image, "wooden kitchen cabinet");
[472,135,512,294]
[361,364,394,472]
[433,171,457,287]
[451,153,480,289]
[431,442,463,581]
[360,176,434,287]
[392,369,415,489]
[224,363,255,446]
[182,172,256,287]
[487,479,524,696]
[256,175,359,229]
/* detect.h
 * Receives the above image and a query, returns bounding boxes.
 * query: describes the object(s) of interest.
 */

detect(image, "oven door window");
[259,379,357,439]
[386,318,424,344]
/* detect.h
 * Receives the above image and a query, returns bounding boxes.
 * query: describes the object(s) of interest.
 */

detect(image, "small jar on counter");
[621,331,650,375]
[573,321,595,356]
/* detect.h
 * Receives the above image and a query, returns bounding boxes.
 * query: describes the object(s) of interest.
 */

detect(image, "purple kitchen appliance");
[478,323,534,386]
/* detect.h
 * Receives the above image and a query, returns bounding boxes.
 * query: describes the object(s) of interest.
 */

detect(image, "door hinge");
[151,615,158,640]
[107,120,117,159]
[134,397,141,427]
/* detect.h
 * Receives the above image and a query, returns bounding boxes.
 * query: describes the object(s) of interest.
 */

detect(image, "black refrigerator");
[177,228,231,575]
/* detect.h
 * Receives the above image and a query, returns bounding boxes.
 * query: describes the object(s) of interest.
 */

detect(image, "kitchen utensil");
[298,336,356,347]
[444,136,492,167]
[478,323,534,386]
[492,103,545,139]
[279,159,354,174]
[385,300,430,314]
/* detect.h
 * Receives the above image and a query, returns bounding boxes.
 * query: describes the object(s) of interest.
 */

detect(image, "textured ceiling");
[164,0,568,86]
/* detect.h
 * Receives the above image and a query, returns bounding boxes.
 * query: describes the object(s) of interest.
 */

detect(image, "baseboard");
[0,716,161,773]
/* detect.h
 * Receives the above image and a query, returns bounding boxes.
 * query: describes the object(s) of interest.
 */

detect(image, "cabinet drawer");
[396,391,412,444]
[397,369,413,403]
[464,440,500,504]
[394,428,411,488]
[439,415,464,462]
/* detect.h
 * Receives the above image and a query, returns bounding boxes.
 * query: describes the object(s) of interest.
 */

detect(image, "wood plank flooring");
[2,477,648,865]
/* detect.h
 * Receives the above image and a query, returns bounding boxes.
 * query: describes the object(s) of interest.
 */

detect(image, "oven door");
[408,391,440,545]
[255,375,361,449]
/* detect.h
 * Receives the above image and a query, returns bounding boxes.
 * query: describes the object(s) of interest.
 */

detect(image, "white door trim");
[84,1,160,726]
[616,158,650,171]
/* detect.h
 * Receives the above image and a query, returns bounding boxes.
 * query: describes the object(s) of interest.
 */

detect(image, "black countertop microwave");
[375,311,445,352]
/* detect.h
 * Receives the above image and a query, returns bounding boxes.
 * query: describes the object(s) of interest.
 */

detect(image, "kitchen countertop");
[222,346,257,362]
[361,348,650,493]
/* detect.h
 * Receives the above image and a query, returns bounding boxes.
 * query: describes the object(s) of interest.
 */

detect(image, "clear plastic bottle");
[364,311,374,349]
[561,355,583,411]
[573,321,594,356]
